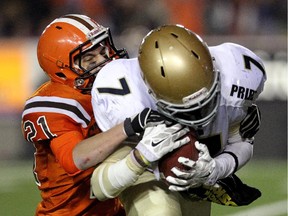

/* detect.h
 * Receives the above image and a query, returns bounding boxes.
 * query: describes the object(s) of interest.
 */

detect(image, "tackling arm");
[73,108,164,170]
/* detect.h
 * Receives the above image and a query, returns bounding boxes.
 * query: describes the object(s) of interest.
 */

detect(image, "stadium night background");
[0,1,286,215]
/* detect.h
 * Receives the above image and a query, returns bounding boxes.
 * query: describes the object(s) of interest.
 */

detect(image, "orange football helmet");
[37,14,128,93]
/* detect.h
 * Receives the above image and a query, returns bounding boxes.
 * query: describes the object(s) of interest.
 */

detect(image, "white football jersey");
[91,43,266,157]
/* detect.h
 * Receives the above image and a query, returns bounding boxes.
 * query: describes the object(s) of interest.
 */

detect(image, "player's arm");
[73,108,164,171]
[205,104,261,183]
[91,123,190,201]
[50,121,128,175]
[166,107,260,191]
[207,124,254,184]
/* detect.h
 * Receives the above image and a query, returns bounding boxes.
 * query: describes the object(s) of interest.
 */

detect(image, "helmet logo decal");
[183,88,208,106]
[87,28,105,41]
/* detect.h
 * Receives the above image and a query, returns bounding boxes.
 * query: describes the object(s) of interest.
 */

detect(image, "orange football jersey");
[21,81,124,216]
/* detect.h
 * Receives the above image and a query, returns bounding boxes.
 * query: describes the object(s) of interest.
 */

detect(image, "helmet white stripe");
[51,14,97,35]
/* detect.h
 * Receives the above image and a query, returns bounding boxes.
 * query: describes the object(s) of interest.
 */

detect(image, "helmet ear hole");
[55,72,67,80]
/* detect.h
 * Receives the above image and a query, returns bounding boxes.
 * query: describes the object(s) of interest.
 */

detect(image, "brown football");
[158,129,199,180]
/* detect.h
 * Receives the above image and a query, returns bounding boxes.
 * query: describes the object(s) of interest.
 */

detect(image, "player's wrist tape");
[138,151,150,166]
[127,151,147,174]
[123,118,135,137]
[131,149,150,167]
[221,151,239,173]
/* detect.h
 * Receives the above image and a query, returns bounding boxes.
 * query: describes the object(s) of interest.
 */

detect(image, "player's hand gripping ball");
[158,128,199,181]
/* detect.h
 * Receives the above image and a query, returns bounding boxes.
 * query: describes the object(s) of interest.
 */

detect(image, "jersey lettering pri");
[21,81,122,215]
[92,43,266,158]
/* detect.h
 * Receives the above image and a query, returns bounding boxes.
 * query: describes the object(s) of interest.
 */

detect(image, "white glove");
[136,123,190,162]
[167,141,216,191]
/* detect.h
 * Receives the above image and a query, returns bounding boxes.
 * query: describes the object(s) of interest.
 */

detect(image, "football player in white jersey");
[90,25,266,215]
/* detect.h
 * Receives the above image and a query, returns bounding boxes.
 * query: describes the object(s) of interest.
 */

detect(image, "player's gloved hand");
[135,123,190,163]
[123,108,165,137]
[167,141,216,191]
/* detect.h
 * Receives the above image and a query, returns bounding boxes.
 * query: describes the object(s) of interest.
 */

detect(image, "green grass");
[212,159,287,216]
[0,161,40,216]
[0,159,287,216]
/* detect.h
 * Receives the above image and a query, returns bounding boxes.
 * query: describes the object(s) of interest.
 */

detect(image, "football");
[158,128,199,180]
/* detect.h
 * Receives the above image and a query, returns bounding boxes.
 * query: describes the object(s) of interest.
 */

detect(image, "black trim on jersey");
[240,104,261,139]
[24,101,90,126]
[63,15,94,30]
[222,151,239,174]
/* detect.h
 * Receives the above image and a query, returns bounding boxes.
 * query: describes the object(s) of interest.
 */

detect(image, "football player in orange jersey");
[21,14,190,215]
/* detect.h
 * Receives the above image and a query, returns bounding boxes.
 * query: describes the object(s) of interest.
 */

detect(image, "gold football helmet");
[138,25,220,129]
[37,14,128,94]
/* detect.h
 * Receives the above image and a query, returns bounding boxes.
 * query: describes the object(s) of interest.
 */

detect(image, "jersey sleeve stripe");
[22,96,91,128]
